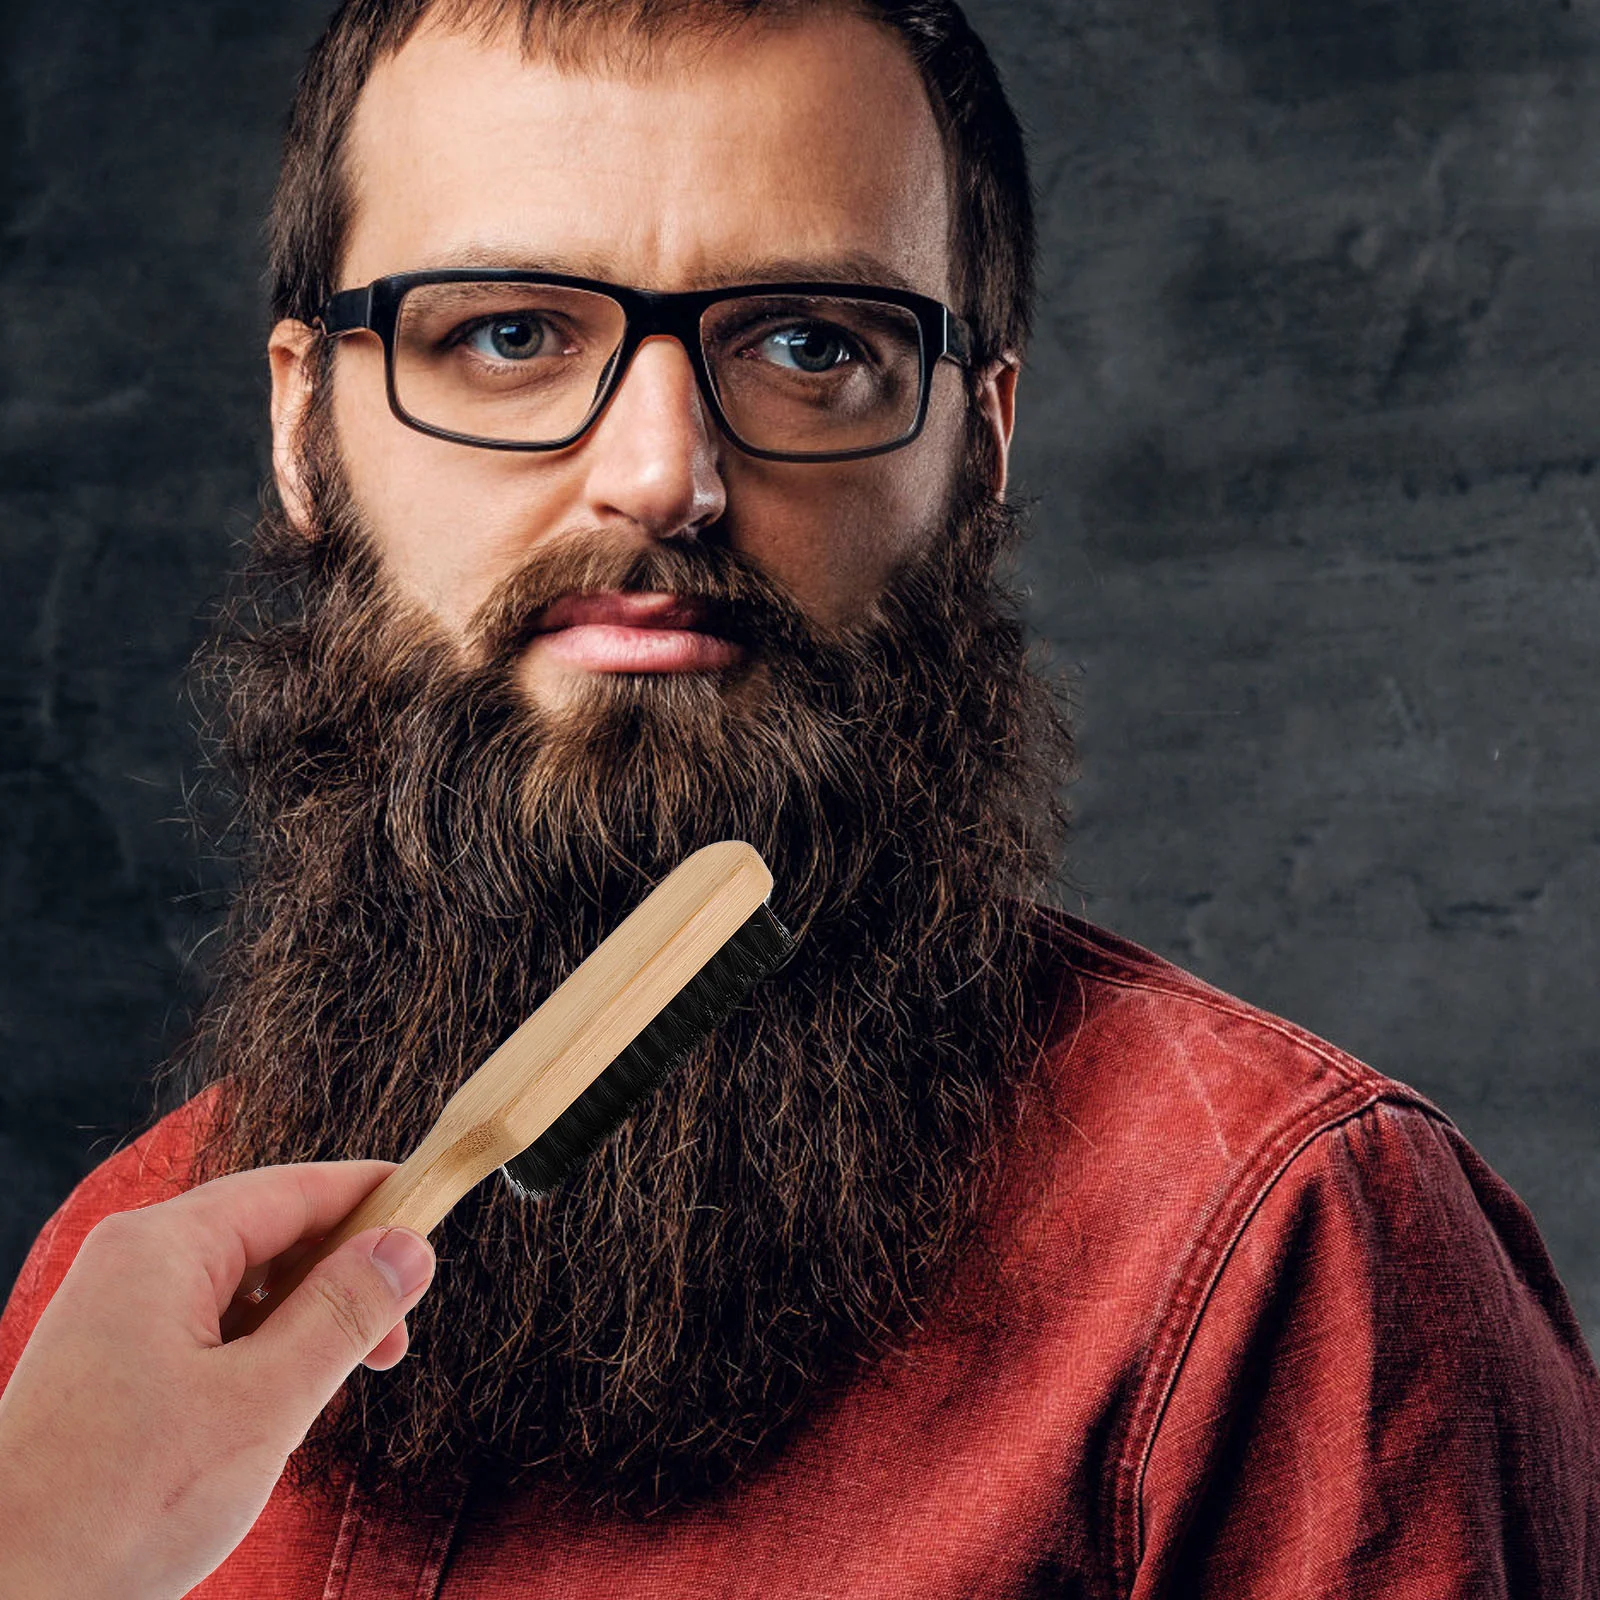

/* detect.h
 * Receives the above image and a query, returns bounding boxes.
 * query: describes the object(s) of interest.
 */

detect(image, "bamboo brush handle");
[219,840,773,1342]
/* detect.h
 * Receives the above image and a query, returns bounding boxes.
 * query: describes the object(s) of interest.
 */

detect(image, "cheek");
[329,350,563,633]
[732,413,960,630]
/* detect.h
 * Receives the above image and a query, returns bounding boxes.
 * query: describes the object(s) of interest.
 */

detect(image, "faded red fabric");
[3,909,1596,1597]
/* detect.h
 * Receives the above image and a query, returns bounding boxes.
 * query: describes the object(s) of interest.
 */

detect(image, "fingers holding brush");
[179,1160,437,1387]
[0,1162,436,1600]
[160,1158,401,1326]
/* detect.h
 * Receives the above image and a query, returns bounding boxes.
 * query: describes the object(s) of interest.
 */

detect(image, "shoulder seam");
[1070,968,1374,1091]
[1043,936,1449,1121]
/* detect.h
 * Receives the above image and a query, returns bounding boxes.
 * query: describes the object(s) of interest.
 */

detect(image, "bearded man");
[1,0,1596,1595]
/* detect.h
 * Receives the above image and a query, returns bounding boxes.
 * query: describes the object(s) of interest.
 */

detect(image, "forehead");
[340,10,952,297]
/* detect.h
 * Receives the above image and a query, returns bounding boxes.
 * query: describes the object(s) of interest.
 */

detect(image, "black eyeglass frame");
[317,268,977,463]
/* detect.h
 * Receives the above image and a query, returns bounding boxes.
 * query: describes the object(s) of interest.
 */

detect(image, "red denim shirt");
[3,908,1596,1597]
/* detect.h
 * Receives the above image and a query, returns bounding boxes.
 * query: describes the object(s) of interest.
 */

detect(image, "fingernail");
[369,1227,434,1298]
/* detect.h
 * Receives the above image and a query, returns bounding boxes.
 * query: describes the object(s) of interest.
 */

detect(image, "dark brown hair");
[267,0,1035,368]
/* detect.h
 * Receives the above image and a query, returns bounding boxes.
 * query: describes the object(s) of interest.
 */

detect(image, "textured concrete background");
[1,0,1595,1347]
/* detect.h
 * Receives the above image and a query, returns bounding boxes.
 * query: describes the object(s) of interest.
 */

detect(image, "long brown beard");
[172,414,1074,1516]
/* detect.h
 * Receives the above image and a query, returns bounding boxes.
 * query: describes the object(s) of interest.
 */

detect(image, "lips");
[533,591,718,634]
[530,590,744,674]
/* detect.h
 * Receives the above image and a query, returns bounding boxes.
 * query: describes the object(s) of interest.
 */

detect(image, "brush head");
[501,898,795,1199]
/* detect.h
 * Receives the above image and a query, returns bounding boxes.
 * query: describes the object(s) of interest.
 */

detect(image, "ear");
[268,319,319,533]
[973,355,1020,499]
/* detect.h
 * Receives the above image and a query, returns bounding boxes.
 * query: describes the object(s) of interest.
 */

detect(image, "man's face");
[268,10,1017,713]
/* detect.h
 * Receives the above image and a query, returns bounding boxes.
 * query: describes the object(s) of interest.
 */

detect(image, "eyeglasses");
[316,270,976,463]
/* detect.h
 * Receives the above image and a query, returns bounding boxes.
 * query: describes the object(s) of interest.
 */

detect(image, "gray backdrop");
[2,0,1595,1349]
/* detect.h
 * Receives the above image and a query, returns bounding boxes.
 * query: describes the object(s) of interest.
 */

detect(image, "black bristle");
[502,900,796,1199]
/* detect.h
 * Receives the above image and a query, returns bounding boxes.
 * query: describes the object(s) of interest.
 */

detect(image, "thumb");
[248,1227,435,1419]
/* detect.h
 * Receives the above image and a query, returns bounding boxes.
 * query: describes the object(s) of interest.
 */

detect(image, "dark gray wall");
[2,0,1595,1348]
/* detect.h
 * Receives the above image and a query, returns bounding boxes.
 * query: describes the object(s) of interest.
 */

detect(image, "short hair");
[268,0,1035,370]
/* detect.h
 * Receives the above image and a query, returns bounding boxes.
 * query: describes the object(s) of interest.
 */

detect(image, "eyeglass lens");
[391,281,925,453]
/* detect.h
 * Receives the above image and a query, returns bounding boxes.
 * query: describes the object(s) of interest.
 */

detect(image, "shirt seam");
[1110,1088,1453,1592]
[1028,907,1452,1119]
[320,1473,468,1598]
[1068,969,1416,1105]
[321,1477,362,1600]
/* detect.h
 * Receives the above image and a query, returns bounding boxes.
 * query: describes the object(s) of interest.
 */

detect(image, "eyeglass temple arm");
[943,309,976,368]
[316,287,375,336]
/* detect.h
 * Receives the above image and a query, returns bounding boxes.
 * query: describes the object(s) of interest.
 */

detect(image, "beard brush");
[219,839,793,1341]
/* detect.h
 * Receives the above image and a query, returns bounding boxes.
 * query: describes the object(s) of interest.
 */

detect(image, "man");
[1,0,1596,1594]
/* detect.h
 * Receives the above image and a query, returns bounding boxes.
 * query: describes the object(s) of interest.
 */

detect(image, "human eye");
[452,309,568,364]
[707,296,919,384]
[751,320,863,375]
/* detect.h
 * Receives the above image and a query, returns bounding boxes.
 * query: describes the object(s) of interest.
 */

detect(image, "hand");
[0,1161,436,1600]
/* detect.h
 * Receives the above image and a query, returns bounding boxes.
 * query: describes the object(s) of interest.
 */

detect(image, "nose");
[578,334,727,539]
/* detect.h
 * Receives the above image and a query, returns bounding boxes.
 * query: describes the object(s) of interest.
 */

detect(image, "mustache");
[467,529,823,666]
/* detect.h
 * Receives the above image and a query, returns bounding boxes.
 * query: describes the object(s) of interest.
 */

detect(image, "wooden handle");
[219,841,773,1342]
